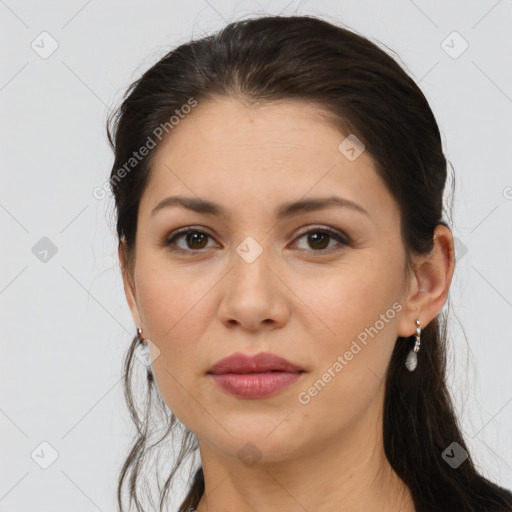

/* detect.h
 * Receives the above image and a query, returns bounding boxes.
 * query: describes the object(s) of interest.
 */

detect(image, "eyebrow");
[150,195,370,220]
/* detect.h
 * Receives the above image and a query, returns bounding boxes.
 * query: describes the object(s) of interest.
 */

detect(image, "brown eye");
[163,226,349,255]
[164,228,215,253]
[293,227,348,252]
[182,231,209,250]
[306,232,330,250]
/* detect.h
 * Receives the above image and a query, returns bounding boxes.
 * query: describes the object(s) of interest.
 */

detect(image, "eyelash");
[161,226,350,255]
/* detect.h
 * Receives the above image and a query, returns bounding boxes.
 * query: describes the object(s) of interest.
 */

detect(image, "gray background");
[1,0,511,510]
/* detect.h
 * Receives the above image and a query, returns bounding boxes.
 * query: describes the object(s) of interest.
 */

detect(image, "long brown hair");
[107,14,512,512]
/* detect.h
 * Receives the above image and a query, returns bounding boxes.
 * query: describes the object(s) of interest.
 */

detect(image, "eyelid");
[162,226,218,250]
[294,224,348,241]
[162,224,351,253]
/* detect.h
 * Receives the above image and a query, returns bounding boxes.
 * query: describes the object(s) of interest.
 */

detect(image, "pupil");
[188,233,206,249]
[309,232,329,250]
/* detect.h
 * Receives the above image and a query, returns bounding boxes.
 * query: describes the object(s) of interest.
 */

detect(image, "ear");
[118,240,142,328]
[397,224,456,337]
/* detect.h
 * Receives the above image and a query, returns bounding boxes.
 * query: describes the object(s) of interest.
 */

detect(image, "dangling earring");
[137,326,153,380]
[405,319,421,371]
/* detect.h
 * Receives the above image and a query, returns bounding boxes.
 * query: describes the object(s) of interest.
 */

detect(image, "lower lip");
[209,371,304,398]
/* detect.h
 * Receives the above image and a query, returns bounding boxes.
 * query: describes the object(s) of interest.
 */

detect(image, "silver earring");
[405,319,421,371]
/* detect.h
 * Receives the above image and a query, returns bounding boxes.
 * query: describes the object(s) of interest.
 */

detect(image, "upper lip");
[208,352,304,375]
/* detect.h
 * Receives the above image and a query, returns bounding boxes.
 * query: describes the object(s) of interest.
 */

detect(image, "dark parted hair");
[106,14,512,512]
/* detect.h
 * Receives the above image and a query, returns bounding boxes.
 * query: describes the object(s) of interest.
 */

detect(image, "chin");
[206,419,305,462]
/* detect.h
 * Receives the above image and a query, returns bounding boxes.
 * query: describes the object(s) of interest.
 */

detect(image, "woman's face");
[121,98,417,462]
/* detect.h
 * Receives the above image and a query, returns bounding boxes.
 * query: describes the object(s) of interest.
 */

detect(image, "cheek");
[294,260,401,344]
[134,267,218,424]
[294,263,401,403]
[135,260,216,346]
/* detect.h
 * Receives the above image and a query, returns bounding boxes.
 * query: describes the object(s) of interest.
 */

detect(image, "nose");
[216,239,291,332]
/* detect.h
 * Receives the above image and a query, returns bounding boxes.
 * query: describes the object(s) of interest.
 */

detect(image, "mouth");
[207,352,305,399]
[207,351,304,375]
[209,369,305,374]
[208,371,304,398]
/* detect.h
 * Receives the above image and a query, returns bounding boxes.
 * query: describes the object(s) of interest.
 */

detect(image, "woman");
[107,14,512,512]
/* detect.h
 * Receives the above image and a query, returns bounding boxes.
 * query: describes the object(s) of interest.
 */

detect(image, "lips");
[207,351,304,375]
[207,352,305,399]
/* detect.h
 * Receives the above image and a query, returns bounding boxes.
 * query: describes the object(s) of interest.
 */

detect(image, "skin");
[119,97,455,512]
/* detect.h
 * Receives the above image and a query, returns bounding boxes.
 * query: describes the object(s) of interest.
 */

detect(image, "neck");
[194,392,415,512]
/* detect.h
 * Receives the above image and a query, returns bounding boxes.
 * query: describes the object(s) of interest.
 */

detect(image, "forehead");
[163,97,350,155]
[140,98,395,223]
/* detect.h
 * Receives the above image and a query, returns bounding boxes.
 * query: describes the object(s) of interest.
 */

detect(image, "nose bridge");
[232,234,272,288]
[215,231,288,329]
